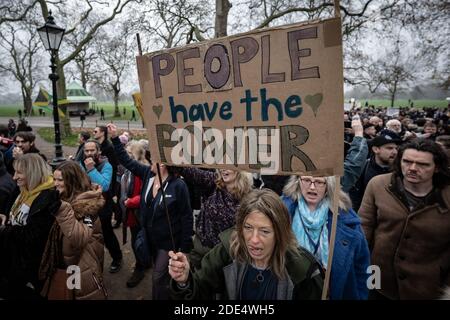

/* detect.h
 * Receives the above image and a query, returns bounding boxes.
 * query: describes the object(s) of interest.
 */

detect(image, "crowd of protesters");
[0,103,449,300]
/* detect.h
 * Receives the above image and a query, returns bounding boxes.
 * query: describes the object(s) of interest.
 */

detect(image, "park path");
[33,129,78,159]
[33,129,153,300]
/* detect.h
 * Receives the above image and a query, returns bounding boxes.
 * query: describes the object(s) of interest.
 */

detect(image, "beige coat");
[56,189,107,300]
[359,173,450,299]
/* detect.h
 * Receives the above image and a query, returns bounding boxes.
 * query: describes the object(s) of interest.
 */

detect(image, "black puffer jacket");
[0,189,60,299]
[0,164,18,215]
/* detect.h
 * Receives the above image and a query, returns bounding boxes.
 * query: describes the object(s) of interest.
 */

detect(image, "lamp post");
[37,11,65,167]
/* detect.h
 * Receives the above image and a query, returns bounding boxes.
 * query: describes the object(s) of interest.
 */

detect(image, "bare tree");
[127,0,212,51]
[65,34,101,90]
[0,22,44,115]
[92,25,133,117]
[379,39,415,107]
[0,0,39,25]
[73,48,100,90]
[384,0,450,89]
[36,0,136,134]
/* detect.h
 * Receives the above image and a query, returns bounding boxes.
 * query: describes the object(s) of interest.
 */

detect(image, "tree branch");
[0,0,39,25]
[255,0,377,29]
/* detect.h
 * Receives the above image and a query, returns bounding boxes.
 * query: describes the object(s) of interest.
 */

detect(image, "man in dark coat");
[359,139,450,299]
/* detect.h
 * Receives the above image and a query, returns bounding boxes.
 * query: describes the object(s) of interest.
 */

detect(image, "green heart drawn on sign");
[152,104,163,119]
[305,93,323,116]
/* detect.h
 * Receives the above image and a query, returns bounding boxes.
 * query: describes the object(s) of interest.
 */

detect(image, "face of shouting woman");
[299,176,327,211]
[243,210,275,269]
[220,169,237,185]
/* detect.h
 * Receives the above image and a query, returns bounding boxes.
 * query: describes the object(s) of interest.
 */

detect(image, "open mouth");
[248,245,263,257]
[306,191,318,197]
[221,171,230,178]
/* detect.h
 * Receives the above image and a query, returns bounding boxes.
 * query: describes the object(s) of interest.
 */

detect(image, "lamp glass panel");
[38,28,50,50]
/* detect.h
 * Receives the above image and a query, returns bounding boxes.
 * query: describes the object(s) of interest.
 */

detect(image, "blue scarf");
[292,197,329,267]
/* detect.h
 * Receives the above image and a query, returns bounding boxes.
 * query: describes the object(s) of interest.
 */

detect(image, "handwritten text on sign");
[137,17,344,175]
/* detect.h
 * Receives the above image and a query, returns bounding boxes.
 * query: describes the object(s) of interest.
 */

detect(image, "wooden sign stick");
[321,175,341,300]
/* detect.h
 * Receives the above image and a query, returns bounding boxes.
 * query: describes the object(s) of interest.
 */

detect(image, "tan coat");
[359,173,450,299]
[56,189,107,300]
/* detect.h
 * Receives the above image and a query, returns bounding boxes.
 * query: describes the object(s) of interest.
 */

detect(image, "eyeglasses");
[300,178,326,188]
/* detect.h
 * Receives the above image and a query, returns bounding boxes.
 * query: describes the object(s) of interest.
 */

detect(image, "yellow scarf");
[10,176,55,225]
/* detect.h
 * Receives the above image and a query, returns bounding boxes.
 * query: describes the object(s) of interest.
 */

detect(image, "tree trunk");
[81,67,87,89]
[57,64,72,137]
[113,86,121,117]
[22,94,33,116]
[22,86,34,116]
[215,0,232,38]
[390,81,397,108]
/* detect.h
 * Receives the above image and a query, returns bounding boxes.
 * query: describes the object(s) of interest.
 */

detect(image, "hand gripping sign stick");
[156,163,177,252]
[321,0,341,300]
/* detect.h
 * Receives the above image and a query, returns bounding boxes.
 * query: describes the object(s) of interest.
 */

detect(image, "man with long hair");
[359,138,450,299]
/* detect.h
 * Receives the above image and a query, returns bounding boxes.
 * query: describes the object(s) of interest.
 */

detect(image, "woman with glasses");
[281,175,370,300]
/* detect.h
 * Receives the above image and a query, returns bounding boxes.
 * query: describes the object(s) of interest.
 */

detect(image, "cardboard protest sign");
[387,107,399,117]
[344,103,353,111]
[136,17,344,176]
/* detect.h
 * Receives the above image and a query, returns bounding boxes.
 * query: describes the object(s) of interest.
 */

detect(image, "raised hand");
[84,157,95,171]
[12,147,23,159]
[107,123,118,138]
[352,115,363,137]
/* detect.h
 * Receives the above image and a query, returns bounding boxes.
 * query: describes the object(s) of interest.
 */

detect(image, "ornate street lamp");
[37,11,65,167]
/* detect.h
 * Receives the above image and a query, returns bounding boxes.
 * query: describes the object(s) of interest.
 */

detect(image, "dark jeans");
[152,249,170,300]
[112,182,122,224]
[130,224,151,271]
[99,199,122,261]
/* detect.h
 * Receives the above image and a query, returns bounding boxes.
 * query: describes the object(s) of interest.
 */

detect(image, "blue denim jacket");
[281,196,371,300]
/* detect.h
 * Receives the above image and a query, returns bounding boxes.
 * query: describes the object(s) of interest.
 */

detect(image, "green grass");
[1,99,448,119]
[95,102,142,120]
[355,99,448,108]
[0,101,141,120]
[37,127,79,147]
[0,104,24,117]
